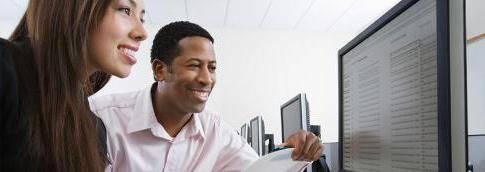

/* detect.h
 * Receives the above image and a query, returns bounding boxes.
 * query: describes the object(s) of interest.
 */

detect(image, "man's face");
[159,36,217,114]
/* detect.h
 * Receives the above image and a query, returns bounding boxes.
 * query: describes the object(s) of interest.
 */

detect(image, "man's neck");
[151,83,193,138]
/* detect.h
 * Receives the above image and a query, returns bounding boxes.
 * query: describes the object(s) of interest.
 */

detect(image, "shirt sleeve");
[213,121,260,172]
[0,39,20,132]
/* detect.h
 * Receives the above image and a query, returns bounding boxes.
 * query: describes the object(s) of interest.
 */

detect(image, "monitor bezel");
[337,0,462,171]
[280,93,309,143]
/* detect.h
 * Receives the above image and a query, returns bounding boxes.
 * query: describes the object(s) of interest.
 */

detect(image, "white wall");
[466,0,485,135]
[0,20,18,39]
[467,39,485,135]
[207,28,351,143]
[94,24,352,143]
[466,0,485,38]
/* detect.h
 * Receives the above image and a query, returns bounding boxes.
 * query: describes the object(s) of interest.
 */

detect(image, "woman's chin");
[112,68,131,78]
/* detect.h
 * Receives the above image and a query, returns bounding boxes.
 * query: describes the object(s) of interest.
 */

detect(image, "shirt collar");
[126,83,158,134]
[126,83,206,141]
[164,112,206,142]
[186,112,206,139]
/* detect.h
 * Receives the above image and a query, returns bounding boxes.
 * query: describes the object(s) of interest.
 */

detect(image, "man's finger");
[303,141,317,161]
[309,144,323,161]
[314,144,324,160]
[303,134,317,158]
[291,131,306,160]
[277,142,288,147]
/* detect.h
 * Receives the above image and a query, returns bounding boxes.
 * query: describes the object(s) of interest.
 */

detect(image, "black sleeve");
[1,39,26,171]
[95,115,109,164]
[0,39,20,131]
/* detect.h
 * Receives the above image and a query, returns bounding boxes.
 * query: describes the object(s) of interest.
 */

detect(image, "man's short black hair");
[150,21,214,64]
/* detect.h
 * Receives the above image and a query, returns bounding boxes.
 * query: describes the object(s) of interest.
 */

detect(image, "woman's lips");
[118,45,139,65]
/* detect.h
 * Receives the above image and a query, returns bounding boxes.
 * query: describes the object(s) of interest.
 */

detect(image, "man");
[90,21,323,171]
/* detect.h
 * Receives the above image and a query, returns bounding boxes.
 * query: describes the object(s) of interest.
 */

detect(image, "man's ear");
[152,59,168,81]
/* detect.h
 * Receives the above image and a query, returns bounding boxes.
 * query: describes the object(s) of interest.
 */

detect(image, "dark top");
[0,38,107,171]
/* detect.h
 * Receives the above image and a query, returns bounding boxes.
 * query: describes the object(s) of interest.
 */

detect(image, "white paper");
[244,148,311,172]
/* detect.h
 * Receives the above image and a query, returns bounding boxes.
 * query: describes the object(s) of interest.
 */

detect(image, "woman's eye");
[119,8,131,16]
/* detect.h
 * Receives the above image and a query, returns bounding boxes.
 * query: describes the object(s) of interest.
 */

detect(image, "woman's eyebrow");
[127,0,138,8]
[128,0,145,15]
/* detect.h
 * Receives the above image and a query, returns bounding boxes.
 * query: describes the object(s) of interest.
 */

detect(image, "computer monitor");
[250,116,265,156]
[338,0,467,171]
[240,123,250,144]
[280,93,310,142]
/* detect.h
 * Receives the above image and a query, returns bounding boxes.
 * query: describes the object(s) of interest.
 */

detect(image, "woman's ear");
[152,59,168,81]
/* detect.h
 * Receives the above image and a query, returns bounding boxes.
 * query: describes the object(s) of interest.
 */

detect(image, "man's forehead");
[176,37,215,62]
[178,36,213,49]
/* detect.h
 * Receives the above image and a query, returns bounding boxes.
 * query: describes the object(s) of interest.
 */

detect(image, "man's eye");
[209,66,217,72]
[188,64,199,68]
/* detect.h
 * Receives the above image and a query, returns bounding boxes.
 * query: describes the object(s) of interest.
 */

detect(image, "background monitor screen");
[281,94,309,142]
[282,98,302,142]
[240,123,249,144]
[250,116,264,156]
[339,0,440,171]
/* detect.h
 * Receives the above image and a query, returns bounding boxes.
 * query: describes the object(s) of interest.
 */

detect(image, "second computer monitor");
[280,93,310,142]
[250,116,265,156]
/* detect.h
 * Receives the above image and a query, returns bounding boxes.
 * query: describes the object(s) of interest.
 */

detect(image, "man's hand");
[282,130,324,161]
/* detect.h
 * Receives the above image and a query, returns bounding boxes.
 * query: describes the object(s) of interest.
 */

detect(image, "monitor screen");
[338,0,467,171]
[282,98,302,142]
[281,94,310,142]
[240,123,249,143]
[340,0,438,171]
[250,116,264,156]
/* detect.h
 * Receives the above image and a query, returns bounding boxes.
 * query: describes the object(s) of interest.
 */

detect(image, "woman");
[0,0,147,171]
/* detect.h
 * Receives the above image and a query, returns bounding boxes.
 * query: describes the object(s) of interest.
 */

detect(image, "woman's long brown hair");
[9,0,112,171]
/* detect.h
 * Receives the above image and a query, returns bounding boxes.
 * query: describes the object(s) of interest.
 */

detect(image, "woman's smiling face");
[88,0,147,78]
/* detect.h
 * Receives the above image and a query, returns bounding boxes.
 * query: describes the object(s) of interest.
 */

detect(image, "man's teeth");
[120,48,135,57]
[193,90,209,97]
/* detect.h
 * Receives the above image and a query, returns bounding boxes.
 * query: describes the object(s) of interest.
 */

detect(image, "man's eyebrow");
[184,58,217,64]
[184,58,202,63]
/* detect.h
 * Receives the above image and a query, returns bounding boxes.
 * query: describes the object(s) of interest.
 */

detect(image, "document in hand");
[244,148,311,172]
